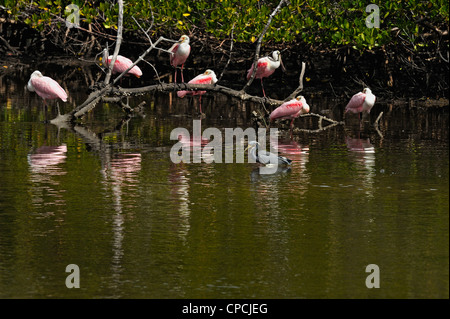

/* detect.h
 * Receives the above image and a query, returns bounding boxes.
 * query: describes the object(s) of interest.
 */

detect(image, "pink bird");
[103,50,143,78]
[27,71,68,110]
[269,95,310,129]
[169,35,191,83]
[177,69,218,114]
[345,88,376,119]
[247,50,285,97]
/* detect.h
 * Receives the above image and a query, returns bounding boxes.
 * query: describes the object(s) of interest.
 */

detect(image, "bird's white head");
[31,70,43,78]
[363,88,372,94]
[179,35,190,44]
[272,51,281,61]
[27,71,43,92]
[204,69,218,84]
[296,95,310,114]
[272,50,286,72]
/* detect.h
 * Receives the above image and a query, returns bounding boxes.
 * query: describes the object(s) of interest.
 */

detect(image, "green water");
[0,88,448,299]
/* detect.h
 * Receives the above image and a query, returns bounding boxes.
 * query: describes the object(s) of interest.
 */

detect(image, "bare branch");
[242,0,289,92]
[285,62,306,100]
[104,0,124,85]
[217,23,235,83]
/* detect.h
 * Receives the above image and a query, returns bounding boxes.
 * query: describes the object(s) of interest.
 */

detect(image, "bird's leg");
[199,95,202,114]
[261,78,266,97]
[181,64,184,83]
[56,102,61,116]
[174,69,177,83]
[289,118,295,139]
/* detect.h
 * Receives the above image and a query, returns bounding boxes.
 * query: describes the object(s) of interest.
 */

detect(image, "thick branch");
[114,83,284,106]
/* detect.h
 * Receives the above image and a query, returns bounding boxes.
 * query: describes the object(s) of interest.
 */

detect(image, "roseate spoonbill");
[177,69,218,114]
[247,50,285,97]
[269,95,310,129]
[169,35,191,82]
[245,141,292,166]
[27,71,68,112]
[102,49,143,78]
[345,88,376,120]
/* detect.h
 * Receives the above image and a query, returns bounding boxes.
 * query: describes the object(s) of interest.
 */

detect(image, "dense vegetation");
[3,0,448,49]
[1,0,449,98]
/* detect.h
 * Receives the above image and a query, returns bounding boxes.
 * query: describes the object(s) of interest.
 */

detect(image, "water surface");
[0,70,448,299]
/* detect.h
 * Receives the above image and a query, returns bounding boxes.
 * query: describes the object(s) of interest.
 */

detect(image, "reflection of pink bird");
[271,137,304,155]
[247,50,285,97]
[269,95,310,129]
[103,50,143,78]
[177,69,218,113]
[345,137,375,153]
[28,145,67,172]
[177,132,209,148]
[27,71,68,105]
[345,88,376,119]
[169,35,191,83]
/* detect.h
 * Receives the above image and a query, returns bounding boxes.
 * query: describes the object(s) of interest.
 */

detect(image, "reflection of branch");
[374,111,384,138]
[242,0,288,91]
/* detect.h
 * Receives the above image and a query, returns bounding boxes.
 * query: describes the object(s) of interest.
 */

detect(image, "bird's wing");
[247,58,268,79]
[177,74,211,98]
[169,42,179,54]
[169,43,179,64]
[189,74,213,84]
[278,156,292,165]
[345,92,366,112]
[32,76,67,101]
[257,149,280,165]
[270,100,303,120]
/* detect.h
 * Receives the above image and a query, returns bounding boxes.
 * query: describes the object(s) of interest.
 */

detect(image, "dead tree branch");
[284,62,306,101]
[104,0,123,85]
[242,0,289,92]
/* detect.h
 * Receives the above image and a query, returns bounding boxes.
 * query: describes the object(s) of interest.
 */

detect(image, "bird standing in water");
[177,69,218,114]
[169,35,191,83]
[245,141,292,166]
[345,88,376,120]
[27,71,68,114]
[247,50,285,97]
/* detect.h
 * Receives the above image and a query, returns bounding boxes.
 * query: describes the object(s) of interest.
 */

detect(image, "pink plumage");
[269,96,310,127]
[169,35,191,82]
[246,59,271,80]
[106,55,143,78]
[345,88,376,114]
[246,50,284,97]
[169,36,191,68]
[177,70,218,98]
[27,71,68,102]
